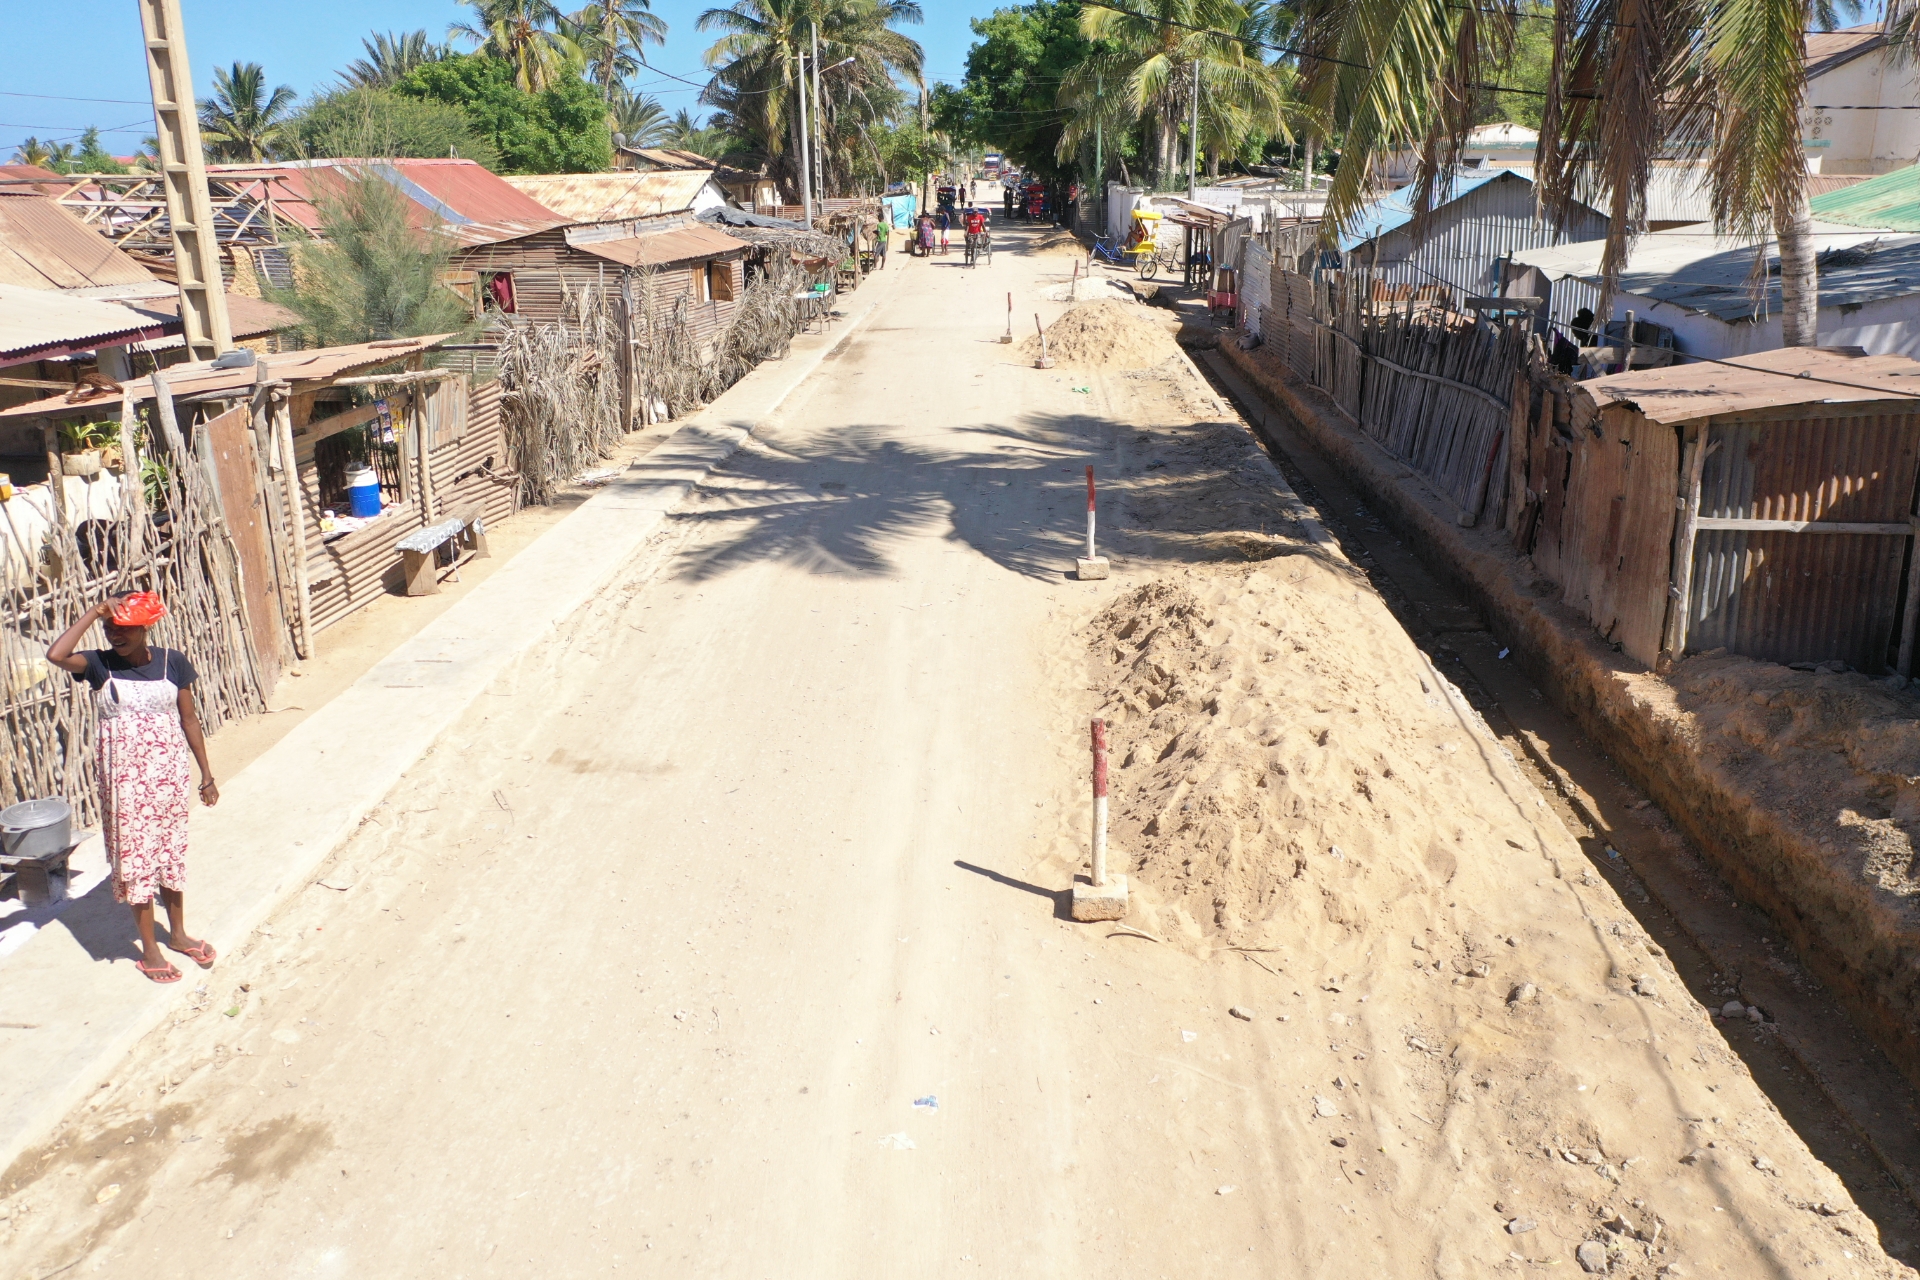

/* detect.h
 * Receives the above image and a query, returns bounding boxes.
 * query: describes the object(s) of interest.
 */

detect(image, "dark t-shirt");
[71,647,197,692]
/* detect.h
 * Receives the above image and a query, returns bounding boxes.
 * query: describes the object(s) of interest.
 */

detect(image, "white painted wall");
[1804,51,1920,174]
[1608,293,1920,360]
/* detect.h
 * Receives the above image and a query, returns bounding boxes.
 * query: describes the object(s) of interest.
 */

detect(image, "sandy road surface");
[1,223,1904,1279]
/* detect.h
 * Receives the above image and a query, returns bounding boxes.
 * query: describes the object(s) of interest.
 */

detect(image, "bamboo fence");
[1,386,268,824]
[501,258,817,508]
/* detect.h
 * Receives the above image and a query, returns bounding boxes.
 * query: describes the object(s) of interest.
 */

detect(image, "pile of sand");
[1019,300,1185,370]
[1028,226,1090,257]
[1072,559,1912,1276]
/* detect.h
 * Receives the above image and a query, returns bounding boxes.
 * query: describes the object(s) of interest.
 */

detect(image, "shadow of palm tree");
[664,410,1357,585]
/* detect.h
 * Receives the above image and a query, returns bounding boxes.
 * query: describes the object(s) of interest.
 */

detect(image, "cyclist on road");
[963,206,987,260]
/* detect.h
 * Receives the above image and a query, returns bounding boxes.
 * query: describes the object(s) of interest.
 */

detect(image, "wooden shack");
[1509,347,1920,672]
[452,221,749,345]
[0,335,518,668]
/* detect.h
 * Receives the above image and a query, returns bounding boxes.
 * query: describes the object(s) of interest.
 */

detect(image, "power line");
[1078,0,1586,99]
[0,91,152,106]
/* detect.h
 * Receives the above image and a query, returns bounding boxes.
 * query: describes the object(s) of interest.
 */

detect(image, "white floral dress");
[83,648,195,905]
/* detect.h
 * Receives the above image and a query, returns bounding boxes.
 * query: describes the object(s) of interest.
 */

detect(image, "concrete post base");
[1075,556,1110,580]
[1070,874,1129,921]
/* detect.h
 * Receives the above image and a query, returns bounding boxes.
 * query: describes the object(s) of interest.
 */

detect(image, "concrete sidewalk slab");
[0,296,883,1175]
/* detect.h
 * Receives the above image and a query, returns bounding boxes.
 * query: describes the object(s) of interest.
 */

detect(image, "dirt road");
[1,223,1904,1278]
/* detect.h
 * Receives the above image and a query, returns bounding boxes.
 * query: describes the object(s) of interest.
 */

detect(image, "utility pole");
[811,22,826,208]
[1094,70,1104,234]
[1187,60,1200,200]
[797,48,814,227]
[138,0,232,361]
[920,86,932,217]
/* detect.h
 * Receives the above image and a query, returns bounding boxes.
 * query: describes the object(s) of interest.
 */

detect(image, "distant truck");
[982,153,1002,180]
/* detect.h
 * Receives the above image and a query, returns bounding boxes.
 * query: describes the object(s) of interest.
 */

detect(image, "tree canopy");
[395,52,613,173]
[934,0,1091,185]
[292,87,503,169]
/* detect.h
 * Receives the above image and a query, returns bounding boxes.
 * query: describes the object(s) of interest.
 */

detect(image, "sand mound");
[1019,300,1185,369]
[1072,561,1912,1276]
[1028,226,1089,257]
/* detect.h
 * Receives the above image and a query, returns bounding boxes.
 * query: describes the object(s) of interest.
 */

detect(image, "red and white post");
[1001,291,1013,344]
[1075,464,1110,580]
[1071,716,1129,921]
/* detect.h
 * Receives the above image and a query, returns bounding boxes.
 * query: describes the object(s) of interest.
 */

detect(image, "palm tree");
[611,88,673,146]
[11,138,53,168]
[450,0,583,92]
[199,62,298,162]
[1298,0,1887,346]
[699,0,924,199]
[567,1,669,91]
[1059,0,1289,190]
[342,30,446,89]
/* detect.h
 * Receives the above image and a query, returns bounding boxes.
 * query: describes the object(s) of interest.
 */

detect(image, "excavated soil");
[1020,299,1187,370]
[1072,564,1911,1278]
[1047,357,1915,1278]
[1217,338,1920,1095]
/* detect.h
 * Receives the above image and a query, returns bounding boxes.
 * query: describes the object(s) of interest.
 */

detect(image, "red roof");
[206,159,568,246]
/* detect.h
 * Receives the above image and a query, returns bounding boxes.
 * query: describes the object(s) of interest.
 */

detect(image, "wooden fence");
[1258,260,1529,527]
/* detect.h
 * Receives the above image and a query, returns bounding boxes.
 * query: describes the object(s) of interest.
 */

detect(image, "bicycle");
[965,231,992,267]
[1089,233,1160,279]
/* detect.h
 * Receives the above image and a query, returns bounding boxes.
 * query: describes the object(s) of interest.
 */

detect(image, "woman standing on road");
[47,592,219,983]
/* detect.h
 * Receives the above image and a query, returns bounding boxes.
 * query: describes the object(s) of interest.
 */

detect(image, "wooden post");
[41,425,64,525]
[273,389,313,659]
[1660,421,1709,663]
[1899,517,1920,677]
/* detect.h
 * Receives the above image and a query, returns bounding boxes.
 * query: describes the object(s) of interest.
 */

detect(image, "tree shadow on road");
[662,412,1352,586]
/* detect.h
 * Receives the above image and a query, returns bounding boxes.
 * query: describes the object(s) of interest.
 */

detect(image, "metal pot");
[1,797,73,860]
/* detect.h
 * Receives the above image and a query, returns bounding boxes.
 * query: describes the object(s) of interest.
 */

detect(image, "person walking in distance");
[964,205,987,260]
[47,592,219,982]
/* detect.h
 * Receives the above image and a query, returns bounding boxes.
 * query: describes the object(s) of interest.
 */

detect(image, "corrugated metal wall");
[1357,180,1609,306]
[1689,411,1920,670]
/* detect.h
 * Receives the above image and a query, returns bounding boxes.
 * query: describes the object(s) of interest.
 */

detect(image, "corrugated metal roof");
[0,332,456,416]
[205,160,569,246]
[1340,170,1507,250]
[0,165,66,197]
[1805,22,1884,79]
[130,292,297,341]
[1811,165,1920,232]
[0,194,157,290]
[567,223,750,268]
[505,171,720,223]
[1512,225,1920,321]
[1580,346,1920,423]
[616,147,713,171]
[0,284,173,366]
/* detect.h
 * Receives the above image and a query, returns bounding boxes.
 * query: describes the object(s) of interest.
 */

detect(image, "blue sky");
[0,0,992,160]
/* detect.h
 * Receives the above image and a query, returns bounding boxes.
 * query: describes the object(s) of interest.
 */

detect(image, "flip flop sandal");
[135,959,181,984]
[176,940,216,969]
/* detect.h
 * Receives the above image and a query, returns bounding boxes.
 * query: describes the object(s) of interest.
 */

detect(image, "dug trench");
[1197,338,1920,1262]
[1043,298,1917,1275]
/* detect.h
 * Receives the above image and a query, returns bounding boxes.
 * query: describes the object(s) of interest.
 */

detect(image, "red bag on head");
[110,592,165,627]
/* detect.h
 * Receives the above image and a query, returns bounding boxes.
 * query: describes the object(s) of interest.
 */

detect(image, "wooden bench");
[395,504,489,596]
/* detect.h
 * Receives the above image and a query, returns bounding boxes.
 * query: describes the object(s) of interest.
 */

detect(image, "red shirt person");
[964,209,987,236]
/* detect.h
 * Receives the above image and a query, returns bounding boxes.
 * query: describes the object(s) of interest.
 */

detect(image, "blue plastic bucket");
[345,464,382,518]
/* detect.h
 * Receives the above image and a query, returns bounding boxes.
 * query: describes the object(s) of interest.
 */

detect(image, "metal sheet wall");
[1689,411,1920,670]
[1551,404,1680,664]
[1356,180,1608,307]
